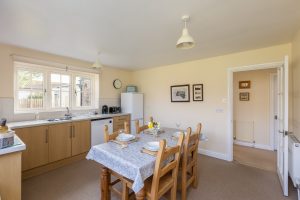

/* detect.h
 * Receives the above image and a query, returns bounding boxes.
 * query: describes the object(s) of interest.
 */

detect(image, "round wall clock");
[113,79,122,89]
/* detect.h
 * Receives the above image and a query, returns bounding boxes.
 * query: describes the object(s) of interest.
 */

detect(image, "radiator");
[288,135,300,188]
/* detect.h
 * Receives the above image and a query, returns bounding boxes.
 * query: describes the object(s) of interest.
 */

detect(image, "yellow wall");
[233,69,277,147]
[132,44,291,155]
[100,67,132,99]
[0,43,132,100]
[292,29,300,140]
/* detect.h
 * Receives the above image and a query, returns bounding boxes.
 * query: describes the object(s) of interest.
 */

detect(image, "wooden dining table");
[86,128,181,200]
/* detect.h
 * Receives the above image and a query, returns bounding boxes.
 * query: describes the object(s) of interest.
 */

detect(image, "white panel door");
[277,56,289,196]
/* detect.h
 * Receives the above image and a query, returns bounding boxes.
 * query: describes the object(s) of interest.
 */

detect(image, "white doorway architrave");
[227,61,284,162]
[270,73,278,150]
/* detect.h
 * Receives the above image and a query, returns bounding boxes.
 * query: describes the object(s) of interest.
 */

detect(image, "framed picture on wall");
[170,84,190,102]
[193,84,203,101]
[239,80,251,89]
[239,92,250,101]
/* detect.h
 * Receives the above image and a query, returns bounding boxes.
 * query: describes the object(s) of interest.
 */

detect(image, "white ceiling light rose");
[176,15,195,49]
[92,52,104,69]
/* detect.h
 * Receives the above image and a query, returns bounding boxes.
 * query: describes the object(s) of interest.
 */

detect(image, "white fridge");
[121,93,144,134]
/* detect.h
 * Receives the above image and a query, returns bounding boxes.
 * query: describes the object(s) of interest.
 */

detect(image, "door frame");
[227,61,284,161]
[270,73,278,150]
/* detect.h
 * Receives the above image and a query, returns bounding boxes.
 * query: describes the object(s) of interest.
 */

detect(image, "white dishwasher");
[91,118,113,146]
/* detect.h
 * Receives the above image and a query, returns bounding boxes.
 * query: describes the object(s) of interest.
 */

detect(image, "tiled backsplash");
[0,97,120,122]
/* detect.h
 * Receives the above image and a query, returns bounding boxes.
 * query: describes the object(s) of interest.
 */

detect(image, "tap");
[65,107,72,118]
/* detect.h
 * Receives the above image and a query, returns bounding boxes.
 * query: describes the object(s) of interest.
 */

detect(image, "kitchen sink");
[47,116,72,122]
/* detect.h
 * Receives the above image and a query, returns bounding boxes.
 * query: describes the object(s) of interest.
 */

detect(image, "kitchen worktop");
[8,113,130,129]
[0,135,26,156]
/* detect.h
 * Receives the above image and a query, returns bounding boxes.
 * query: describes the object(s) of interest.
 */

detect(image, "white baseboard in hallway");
[234,140,274,151]
[198,148,228,161]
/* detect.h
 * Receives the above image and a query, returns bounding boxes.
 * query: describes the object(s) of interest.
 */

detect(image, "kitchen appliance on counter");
[0,118,14,149]
[102,105,108,114]
[121,93,143,134]
[91,118,113,146]
[109,106,121,114]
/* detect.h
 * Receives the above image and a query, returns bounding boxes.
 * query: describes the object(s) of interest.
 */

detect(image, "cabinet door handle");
[45,128,49,143]
[72,125,75,138]
[70,126,73,138]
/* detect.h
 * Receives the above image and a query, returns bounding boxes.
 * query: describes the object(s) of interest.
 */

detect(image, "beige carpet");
[22,155,298,200]
[233,144,277,172]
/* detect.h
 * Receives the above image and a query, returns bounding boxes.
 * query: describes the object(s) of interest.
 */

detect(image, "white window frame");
[72,72,95,109]
[14,61,99,113]
[14,62,47,113]
[47,70,73,111]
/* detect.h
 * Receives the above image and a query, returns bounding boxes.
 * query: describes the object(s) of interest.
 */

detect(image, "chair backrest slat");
[181,123,201,194]
[104,121,131,142]
[135,116,153,134]
[104,125,119,142]
[150,133,184,199]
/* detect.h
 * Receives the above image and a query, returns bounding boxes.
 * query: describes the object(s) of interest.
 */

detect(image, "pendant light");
[176,15,195,49]
[92,52,104,69]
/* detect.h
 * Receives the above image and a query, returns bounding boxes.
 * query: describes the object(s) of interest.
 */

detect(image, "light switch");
[216,108,224,113]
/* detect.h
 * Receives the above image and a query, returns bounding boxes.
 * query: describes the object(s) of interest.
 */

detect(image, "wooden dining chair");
[123,133,185,200]
[179,124,201,200]
[103,124,130,198]
[135,116,153,134]
[124,121,130,134]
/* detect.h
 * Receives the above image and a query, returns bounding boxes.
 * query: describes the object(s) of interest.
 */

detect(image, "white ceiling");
[0,0,300,69]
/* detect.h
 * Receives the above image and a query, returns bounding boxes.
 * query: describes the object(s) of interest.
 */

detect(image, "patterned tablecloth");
[86,128,180,193]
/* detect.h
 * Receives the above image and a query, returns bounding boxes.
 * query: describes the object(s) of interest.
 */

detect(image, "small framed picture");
[170,85,190,102]
[240,92,250,101]
[239,81,251,89]
[193,84,203,101]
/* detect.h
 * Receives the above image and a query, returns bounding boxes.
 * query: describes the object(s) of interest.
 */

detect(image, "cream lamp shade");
[176,15,195,49]
[92,52,104,69]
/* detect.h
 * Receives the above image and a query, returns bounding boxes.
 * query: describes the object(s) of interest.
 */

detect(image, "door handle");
[284,131,293,136]
[45,128,49,143]
[70,126,72,138]
[72,125,75,138]
[279,130,284,134]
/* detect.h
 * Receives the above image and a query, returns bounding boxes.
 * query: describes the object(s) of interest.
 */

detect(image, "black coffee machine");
[102,105,108,114]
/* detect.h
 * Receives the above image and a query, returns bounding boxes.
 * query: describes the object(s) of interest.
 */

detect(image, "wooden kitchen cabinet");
[113,115,130,132]
[71,120,91,156]
[15,126,49,171]
[49,123,72,162]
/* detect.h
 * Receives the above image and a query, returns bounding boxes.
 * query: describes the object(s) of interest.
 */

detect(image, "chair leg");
[171,184,177,200]
[181,171,187,200]
[192,165,198,188]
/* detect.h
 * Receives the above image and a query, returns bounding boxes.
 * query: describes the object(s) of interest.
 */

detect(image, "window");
[16,69,45,111]
[75,76,92,107]
[14,61,99,113]
[50,73,70,108]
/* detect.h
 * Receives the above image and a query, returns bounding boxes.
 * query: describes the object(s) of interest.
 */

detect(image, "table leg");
[101,167,111,200]
[136,187,145,200]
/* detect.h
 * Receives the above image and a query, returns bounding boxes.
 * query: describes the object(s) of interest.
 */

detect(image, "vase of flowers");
[148,121,160,137]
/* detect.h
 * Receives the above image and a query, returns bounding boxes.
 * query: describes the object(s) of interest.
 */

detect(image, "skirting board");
[198,148,228,161]
[234,140,274,151]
